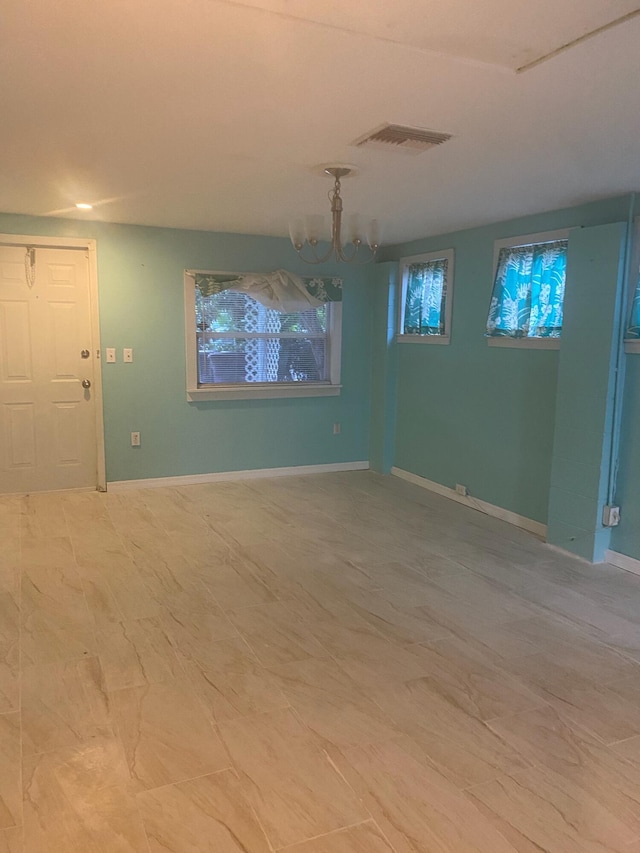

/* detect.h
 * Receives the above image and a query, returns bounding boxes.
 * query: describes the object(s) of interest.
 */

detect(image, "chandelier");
[289,166,380,264]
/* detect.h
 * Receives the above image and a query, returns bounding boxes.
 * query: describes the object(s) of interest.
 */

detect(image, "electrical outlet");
[130,431,141,447]
[603,504,620,527]
[333,422,341,435]
[123,348,133,363]
[455,483,469,497]
[105,348,116,363]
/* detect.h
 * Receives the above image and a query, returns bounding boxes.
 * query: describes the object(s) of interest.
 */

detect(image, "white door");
[0,245,99,494]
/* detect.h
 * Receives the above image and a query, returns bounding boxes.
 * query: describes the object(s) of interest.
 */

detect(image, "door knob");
[81,349,90,359]
[81,379,91,389]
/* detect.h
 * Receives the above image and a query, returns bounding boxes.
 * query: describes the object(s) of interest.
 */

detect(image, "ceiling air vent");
[352,123,452,155]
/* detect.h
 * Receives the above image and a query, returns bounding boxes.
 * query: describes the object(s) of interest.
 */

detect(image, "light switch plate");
[105,348,116,363]
[123,348,133,363]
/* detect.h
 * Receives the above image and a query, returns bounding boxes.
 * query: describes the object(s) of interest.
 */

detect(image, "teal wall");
[378,196,633,527]
[547,223,627,561]
[369,262,398,474]
[0,213,372,482]
[613,358,640,559]
[4,196,640,563]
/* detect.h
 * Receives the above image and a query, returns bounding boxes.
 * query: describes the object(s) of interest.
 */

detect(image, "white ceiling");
[1,0,640,245]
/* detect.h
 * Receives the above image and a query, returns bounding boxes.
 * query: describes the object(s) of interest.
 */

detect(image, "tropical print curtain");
[626,271,640,339]
[486,240,568,338]
[403,258,448,335]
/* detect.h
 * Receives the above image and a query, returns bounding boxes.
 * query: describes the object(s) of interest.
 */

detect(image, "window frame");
[397,248,455,345]
[184,270,342,401]
[487,228,570,350]
[624,218,640,354]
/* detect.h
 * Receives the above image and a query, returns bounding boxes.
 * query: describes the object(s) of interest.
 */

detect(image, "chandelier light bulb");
[348,213,361,244]
[304,214,324,246]
[289,219,305,250]
[367,218,381,250]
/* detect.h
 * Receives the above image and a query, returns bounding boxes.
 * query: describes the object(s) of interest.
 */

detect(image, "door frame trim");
[0,233,106,491]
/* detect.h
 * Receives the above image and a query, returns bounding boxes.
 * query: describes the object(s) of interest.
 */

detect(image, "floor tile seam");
[21,710,121,755]
[133,764,238,799]
[101,666,189,696]
[449,779,527,851]
[218,713,372,852]
[319,744,378,825]
[407,637,537,679]
[57,501,113,650]
[530,665,640,712]
[482,699,568,734]
[176,655,293,728]
[462,762,640,845]
[273,818,392,851]
[314,601,436,652]
[541,703,626,748]
[160,616,241,657]
[607,733,640,748]
[236,627,330,671]
[398,656,550,724]
[20,650,107,677]
[17,506,28,820]
[404,714,538,784]
[462,761,538,795]
[278,675,405,750]
[497,648,614,689]
[600,668,640,690]
[471,693,553,725]
[465,738,640,816]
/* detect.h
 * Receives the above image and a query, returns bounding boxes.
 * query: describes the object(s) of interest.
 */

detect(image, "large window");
[398,249,454,344]
[185,271,342,400]
[486,230,569,348]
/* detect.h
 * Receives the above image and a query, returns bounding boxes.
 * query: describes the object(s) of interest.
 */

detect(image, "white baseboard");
[605,549,640,576]
[391,467,547,538]
[108,461,369,491]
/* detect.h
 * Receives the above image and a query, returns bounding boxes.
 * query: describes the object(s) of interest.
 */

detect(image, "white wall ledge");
[187,384,341,401]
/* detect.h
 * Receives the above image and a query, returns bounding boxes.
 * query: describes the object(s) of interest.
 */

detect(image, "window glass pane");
[403,259,448,335]
[197,289,251,333]
[196,290,328,385]
[627,268,640,340]
[486,240,567,339]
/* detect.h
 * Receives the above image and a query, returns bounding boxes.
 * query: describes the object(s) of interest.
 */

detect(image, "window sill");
[487,337,560,350]
[187,383,342,401]
[396,334,450,346]
[624,340,640,354]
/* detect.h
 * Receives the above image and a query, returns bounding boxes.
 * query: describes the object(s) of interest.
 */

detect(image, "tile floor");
[2,470,640,850]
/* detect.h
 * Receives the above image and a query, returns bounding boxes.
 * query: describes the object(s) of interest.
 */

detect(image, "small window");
[185,271,342,400]
[625,219,640,354]
[486,230,569,349]
[397,249,454,344]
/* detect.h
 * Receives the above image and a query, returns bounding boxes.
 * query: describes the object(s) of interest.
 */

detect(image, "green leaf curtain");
[194,271,342,302]
[403,258,448,335]
[486,240,567,338]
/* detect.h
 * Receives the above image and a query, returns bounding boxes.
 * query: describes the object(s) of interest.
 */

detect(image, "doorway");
[0,235,105,494]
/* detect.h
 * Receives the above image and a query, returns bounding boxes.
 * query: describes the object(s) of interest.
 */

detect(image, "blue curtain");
[403,258,448,335]
[486,240,567,338]
[627,272,640,339]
